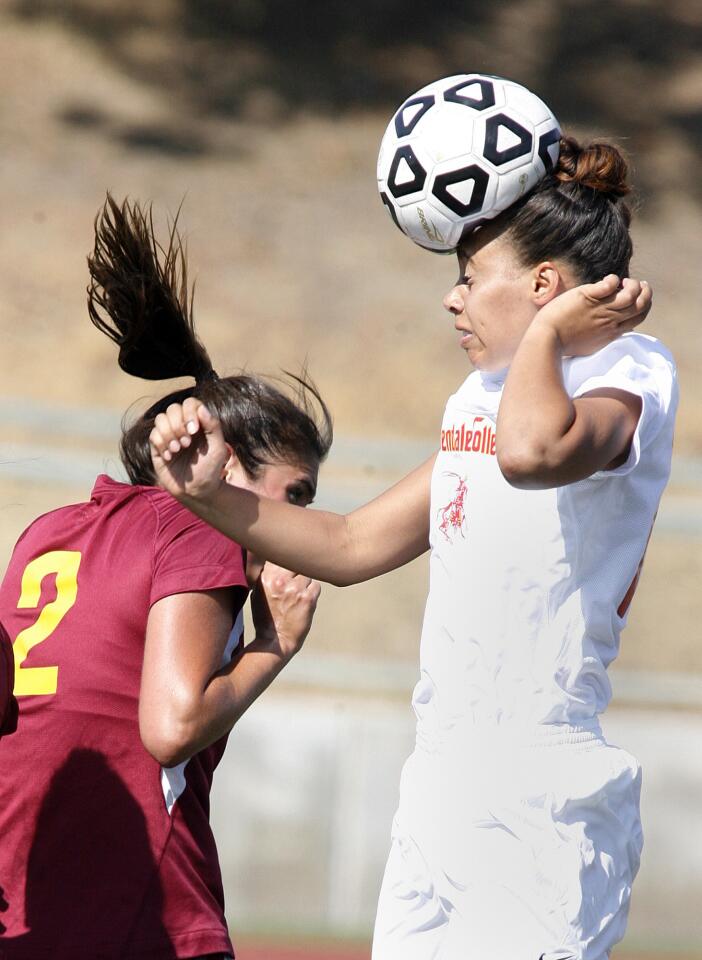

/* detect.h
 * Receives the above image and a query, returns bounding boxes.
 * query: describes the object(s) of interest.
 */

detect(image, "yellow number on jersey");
[13,550,82,696]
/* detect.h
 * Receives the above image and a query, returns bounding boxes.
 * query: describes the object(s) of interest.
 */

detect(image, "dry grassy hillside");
[1,9,700,447]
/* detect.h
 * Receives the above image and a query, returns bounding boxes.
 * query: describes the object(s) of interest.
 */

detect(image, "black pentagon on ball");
[538,127,561,173]
[394,95,435,137]
[484,114,533,166]
[379,191,405,235]
[443,77,495,111]
[388,145,427,199]
[432,164,490,217]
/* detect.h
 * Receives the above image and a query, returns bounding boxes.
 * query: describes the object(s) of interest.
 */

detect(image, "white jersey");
[415,332,678,736]
[373,333,678,960]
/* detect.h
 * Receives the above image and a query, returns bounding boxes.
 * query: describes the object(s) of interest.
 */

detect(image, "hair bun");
[555,136,630,200]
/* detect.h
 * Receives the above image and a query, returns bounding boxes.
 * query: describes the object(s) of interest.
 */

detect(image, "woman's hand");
[250,563,321,662]
[150,397,228,503]
[534,275,652,357]
[497,274,649,489]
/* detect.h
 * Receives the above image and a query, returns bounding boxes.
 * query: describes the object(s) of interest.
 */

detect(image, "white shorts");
[372,726,643,960]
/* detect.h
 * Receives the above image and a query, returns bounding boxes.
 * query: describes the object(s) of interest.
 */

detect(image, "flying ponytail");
[87,194,332,486]
[88,195,214,383]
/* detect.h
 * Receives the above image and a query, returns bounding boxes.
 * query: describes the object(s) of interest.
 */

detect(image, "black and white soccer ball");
[377,74,561,253]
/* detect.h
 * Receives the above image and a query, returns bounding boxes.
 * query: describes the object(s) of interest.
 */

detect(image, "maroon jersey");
[0,476,248,959]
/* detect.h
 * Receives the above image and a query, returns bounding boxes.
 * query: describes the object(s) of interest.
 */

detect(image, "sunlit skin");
[444,222,579,373]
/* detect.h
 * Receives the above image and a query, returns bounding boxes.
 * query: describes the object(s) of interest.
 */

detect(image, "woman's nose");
[443,286,462,314]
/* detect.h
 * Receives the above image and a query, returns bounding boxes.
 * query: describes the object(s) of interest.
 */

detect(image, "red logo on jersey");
[437,473,468,543]
[441,416,496,456]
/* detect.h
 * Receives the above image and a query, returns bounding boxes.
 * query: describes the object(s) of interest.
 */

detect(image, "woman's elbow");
[497,447,538,487]
[139,703,202,767]
[140,724,189,768]
[497,444,548,489]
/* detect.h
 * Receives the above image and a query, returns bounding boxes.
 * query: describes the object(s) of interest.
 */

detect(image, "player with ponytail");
[0,196,332,960]
[152,126,677,960]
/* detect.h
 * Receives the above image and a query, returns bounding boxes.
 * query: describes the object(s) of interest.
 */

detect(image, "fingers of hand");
[149,427,167,461]
[616,281,651,330]
[260,564,293,596]
[618,277,643,308]
[602,279,637,318]
[150,404,195,462]
[584,273,620,303]
[198,404,222,438]
[165,402,193,451]
[261,563,316,592]
[182,396,204,435]
[635,280,652,318]
[151,413,177,462]
[281,576,314,603]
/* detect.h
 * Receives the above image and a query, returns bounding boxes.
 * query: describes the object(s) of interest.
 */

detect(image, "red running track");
[236,943,692,960]
[236,941,369,960]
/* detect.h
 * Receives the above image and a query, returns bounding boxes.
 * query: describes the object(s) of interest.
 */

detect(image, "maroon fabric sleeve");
[148,491,248,608]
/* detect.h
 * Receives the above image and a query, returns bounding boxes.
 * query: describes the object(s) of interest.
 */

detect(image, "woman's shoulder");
[90,475,245,562]
[615,331,675,365]
[564,332,677,401]
[573,331,674,366]
[92,474,200,521]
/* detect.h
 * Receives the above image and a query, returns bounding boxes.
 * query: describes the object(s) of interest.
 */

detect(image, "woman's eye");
[460,274,472,286]
[287,487,312,506]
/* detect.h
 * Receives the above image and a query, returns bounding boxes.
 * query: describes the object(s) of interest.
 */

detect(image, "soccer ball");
[377,74,561,253]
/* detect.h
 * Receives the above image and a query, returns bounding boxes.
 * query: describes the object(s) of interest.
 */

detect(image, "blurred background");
[1,1,701,957]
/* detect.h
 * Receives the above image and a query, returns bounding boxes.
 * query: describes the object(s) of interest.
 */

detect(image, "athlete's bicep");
[139,588,242,756]
[342,454,434,583]
[555,388,642,483]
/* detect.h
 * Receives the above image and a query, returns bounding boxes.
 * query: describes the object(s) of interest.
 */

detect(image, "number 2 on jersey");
[13,551,82,696]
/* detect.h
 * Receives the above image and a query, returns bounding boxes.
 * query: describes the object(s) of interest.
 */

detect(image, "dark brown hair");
[500,135,633,282]
[88,195,333,486]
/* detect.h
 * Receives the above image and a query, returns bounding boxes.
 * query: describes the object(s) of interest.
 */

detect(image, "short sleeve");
[148,492,248,607]
[563,333,677,478]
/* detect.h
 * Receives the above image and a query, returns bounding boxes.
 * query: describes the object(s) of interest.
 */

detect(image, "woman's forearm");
[497,318,575,483]
[150,400,434,584]
[497,315,641,489]
[176,457,433,586]
[156,638,291,766]
[142,572,320,768]
[184,486,358,585]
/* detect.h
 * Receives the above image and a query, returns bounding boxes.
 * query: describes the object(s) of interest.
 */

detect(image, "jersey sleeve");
[563,333,677,478]
[149,493,248,607]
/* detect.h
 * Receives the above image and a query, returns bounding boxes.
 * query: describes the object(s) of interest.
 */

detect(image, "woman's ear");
[531,259,580,307]
[221,445,238,483]
[530,261,564,306]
